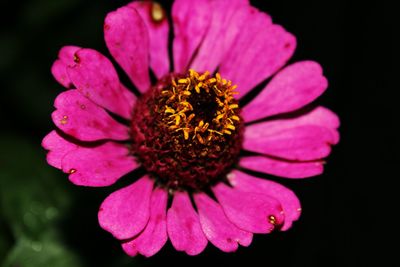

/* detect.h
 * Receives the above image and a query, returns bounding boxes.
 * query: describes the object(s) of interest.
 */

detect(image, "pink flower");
[43,0,339,257]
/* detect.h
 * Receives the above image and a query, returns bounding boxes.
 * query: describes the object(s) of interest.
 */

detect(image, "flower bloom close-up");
[42,0,340,257]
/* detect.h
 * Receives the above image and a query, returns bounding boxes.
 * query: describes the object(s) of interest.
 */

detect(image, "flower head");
[43,0,339,257]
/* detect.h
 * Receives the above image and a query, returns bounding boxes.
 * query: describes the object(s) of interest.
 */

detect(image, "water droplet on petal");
[69,168,77,174]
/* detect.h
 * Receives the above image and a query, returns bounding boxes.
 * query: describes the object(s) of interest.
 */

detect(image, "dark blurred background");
[0,0,394,266]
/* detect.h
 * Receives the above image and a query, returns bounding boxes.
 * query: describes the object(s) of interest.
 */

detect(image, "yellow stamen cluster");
[160,69,240,145]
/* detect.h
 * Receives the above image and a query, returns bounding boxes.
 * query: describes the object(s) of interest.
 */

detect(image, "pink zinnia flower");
[43,0,339,257]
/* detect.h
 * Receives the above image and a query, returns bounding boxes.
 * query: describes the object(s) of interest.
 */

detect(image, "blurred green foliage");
[0,135,82,267]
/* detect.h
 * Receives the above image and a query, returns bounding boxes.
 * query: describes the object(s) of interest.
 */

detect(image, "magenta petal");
[219,10,295,97]
[61,142,138,187]
[239,156,324,179]
[98,176,154,240]
[51,60,72,88]
[190,0,249,73]
[212,182,284,233]
[228,170,301,231]
[194,193,252,252]
[244,125,334,161]
[58,45,81,64]
[172,0,212,72]
[51,45,81,88]
[167,191,207,255]
[42,130,77,169]
[243,61,328,121]
[246,106,340,144]
[122,187,168,257]
[51,90,129,141]
[104,6,151,93]
[67,48,135,120]
[128,1,170,79]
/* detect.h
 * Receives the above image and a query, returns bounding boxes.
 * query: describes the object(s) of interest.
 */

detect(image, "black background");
[0,0,394,266]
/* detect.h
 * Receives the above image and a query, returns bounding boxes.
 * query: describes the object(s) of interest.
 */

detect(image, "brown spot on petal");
[68,168,77,174]
[268,215,277,225]
[73,54,80,63]
[60,116,68,125]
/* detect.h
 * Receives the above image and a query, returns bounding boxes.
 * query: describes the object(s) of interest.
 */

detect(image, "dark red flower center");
[131,70,243,191]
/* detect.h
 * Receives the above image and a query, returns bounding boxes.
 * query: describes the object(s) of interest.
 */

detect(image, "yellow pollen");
[229,104,239,109]
[160,70,241,144]
[231,115,240,121]
[165,106,175,114]
[171,78,177,87]
[207,78,217,84]
[226,124,236,131]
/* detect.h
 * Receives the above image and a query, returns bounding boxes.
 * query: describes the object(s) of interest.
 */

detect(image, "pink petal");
[42,130,78,169]
[172,0,212,72]
[239,156,324,179]
[51,60,72,88]
[194,193,252,252]
[98,176,154,240]
[246,106,340,144]
[243,61,328,121]
[228,170,301,231]
[128,1,170,79]
[51,45,81,88]
[190,0,249,73]
[219,10,295,98]
[52,90,129,142]
[167,191,207,255]
[104,6,151,93]
[58,45,81,64]
[244,125,334,161]
[122,187,168,257]
[121,83,137,115]
[67,48,135,120]
[212,182,284,233]
[61,142,138,187]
